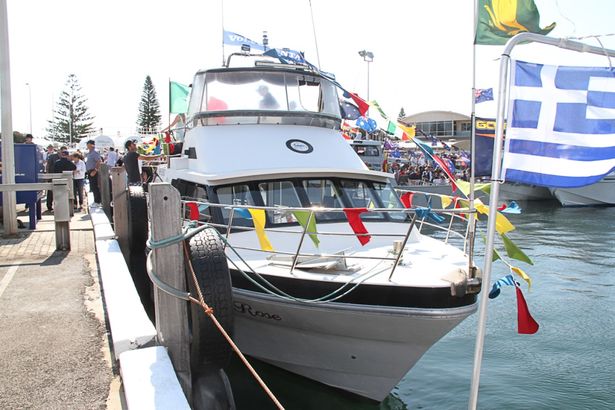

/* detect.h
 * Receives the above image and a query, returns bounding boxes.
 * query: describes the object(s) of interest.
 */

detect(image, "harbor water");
[227,200,615,409]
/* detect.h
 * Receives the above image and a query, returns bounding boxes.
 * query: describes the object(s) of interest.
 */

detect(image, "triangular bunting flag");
[248,209,274,251]
[292,210,320,248]
[515,285,539,334]
[343,208,371,245]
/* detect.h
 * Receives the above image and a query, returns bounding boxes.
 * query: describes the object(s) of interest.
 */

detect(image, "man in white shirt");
[105,147,119,167]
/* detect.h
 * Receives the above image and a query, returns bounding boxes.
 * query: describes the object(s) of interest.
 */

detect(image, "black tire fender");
[186,227,234,370]
[126,185,152,310]
[127,185,148,253]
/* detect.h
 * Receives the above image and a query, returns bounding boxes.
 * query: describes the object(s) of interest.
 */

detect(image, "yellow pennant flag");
[475,203,515,234]
[440,195,452,209]
[398,124,416,139]
[511,266,532,289]
[248,209,274,251]
[455,180,492,197]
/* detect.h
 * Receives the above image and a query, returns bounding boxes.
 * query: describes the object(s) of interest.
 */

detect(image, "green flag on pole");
[475,0,556,45]
[170,81,190,114]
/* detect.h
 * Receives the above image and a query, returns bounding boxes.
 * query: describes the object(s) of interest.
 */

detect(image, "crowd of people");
[386,151,470,186]
[29,136,163,213]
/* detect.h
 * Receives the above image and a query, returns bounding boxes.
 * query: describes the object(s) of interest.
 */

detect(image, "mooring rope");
[182,241,285,410]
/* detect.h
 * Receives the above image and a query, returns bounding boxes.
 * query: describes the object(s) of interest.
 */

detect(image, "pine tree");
[398,107,406,120]
[46,74,95,145]
[137,75,161,133]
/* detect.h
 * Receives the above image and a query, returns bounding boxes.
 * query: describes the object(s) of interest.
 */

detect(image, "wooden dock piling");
[148,182,192,402]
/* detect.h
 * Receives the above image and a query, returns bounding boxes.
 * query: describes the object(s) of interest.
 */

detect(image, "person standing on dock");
[72,152,86,211]
[43,144,60,212]
[105,147,119,167]
[85,140,102,205]
[123,140,161,185]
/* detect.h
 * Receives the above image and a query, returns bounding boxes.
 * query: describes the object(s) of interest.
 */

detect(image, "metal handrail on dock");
[0,177,72,250]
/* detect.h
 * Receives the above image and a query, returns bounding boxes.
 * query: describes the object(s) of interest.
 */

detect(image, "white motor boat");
[158,56,481,401]
[550,173,615,207]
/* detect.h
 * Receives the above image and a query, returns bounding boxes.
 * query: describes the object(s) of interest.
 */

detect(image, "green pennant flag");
[386,121,397,135]
[500,232,534,265]
[475,0,556,45]
[292,211,320,247]
[370,100,388,119]
[170,81,190,114]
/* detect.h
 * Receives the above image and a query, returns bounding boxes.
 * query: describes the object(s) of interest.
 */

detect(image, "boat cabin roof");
[186,66,342,129]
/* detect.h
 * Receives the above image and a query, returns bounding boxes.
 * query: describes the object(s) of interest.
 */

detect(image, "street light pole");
[358,49,374,113]
[25,82,32,134]
[1,0,18,235]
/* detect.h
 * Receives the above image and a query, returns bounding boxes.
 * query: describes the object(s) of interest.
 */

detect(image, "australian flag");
[475,88,494,104]
[356,116,377,133]
[502,60,615,188]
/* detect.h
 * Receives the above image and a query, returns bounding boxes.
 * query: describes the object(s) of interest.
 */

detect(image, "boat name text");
[234,302,282,320]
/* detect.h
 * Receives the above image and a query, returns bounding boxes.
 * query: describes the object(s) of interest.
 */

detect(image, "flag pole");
[168,78,172,137]
[468,0,478,285]
[467,36,512,410]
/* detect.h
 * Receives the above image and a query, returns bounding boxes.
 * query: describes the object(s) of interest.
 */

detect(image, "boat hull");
[231,287,477,401]
[551,176,615,207]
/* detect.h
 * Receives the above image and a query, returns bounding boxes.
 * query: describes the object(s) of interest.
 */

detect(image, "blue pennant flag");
[489,274,517,299]
[415,207,445,224]
[502,60,615,188]
[223,30,265,51]
[475,88,494,104]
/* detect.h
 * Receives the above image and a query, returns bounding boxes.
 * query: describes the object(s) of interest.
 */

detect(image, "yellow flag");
[455,180,491,197]
[475,203,515,234]
[440,195,452,209]
[511,266,532,289]
[248,209,274,251]
[398,124,416,139]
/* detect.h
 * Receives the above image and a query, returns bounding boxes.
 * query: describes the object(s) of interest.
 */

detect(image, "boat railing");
[179,198,474,279]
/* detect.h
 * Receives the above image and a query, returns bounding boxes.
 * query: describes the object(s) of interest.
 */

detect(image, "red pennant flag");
[515,285,539,334]
[432,154,458,192]
[400,192,414,208]
[348,92,369,116]
[453,196,467,219]
[343,208,371,245]
[402,132,410,141]
[186,202,199,221]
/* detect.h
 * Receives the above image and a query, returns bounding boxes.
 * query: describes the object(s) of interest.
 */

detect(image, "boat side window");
[257,181,302,224]
[338,180,383,220]
[372,182,406,221]
[301,179,343,221]
[214,184,256,227]
[187,74,204,119]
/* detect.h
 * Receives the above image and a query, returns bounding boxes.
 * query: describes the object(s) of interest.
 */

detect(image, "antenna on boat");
[262,31,269,51]
[308,0,322,68]
[221,0,226,66]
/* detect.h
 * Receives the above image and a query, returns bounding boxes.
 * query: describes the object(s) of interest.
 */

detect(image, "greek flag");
[502,60,615,187]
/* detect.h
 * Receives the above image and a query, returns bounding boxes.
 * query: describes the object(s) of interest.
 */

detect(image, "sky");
[3,0,615,140]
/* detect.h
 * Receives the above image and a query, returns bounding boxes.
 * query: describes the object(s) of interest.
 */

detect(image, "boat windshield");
[188,69,341,120]
[211,178,406,227]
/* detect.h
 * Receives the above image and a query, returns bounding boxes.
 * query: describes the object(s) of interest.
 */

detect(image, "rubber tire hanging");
[186,227,234,370]
[127,185,151,308]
